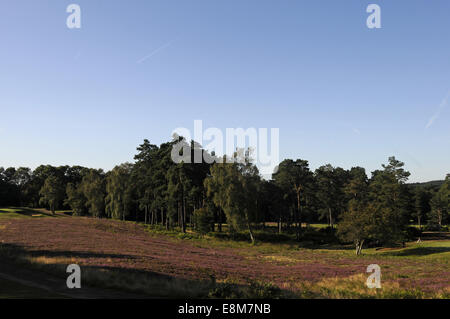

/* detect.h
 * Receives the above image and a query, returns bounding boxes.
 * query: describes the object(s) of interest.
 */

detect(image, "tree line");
[1,138,448,252]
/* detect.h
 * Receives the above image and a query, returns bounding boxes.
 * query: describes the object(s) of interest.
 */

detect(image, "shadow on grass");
[0,243,137,260]
[0,242,292,298]
[0,207,60,218]
[0,276,66,299]
[0,242,211,298]
[310,244,355,251]
[212,231,294,243]
[25,207,72,217]
[0,209,14,215]
[30,249,138,260]
[381,246,450,257]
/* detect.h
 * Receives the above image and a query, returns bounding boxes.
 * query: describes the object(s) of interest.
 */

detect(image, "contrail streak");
[137,39,176,64]
[426,90,450,129]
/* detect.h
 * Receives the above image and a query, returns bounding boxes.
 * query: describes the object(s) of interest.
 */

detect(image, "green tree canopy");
[39,175,65,215]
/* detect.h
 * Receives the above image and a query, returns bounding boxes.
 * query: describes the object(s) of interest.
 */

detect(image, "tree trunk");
[247,221,255,244]
[177,201,181,228]
[182,197,186,233]
[164,208,169,230]
[218,210,222,232]
[417,215,421,231]
[328,207,333,228]
[438,209,442,228]
[295,188,301,240]
[359,240,364,255]
[356,239,364,255]
[262,207,265,230]
[278,215,282,234]
[144,205,148,224]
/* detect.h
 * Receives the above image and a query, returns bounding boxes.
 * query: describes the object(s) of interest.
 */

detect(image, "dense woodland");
[1,138,449,253]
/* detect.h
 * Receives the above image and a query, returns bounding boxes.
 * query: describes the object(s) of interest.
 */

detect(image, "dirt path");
[0,260,147,299]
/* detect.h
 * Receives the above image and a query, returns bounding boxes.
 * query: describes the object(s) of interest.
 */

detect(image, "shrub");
[208,282,243,299]
[246,281,283,298]
[424,223,442,231]
[404,226,422,240]
[193,207,215,235]
[298,227,339,245]
[252,231,291,243]
[208,280,283,299]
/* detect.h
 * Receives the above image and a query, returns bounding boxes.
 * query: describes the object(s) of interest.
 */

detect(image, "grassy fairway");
[0,207,51,219]
[0,207,70,219]
[0,208,39,219]
[378,241,450,262]
[313,240,450,258]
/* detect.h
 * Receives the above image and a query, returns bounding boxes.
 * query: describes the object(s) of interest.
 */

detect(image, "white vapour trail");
[137,39,176,64]
[426,90,450,129]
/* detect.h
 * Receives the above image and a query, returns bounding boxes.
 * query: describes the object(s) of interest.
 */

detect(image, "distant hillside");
[408,180,444,191]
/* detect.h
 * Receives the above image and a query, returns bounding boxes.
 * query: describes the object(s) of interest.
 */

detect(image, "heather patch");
[0,217,448,298]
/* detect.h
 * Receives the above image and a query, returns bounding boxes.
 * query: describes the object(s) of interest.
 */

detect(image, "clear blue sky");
[0,0,449,182]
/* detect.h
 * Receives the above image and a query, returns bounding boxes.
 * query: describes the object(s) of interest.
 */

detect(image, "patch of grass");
[261,255,299,265]
[0,244,212,298]
[378,241,450,262]
[0,208,36,219]
[292,274,449,299]
[1,216,448,298]
[0,207,68,219]
[0,277,64,298]
[6,249,291,298]
[308,224,330,229]
[142,224,341,254]
[315,240,450,261]
[78,267,213,298]
[208,278,290,299]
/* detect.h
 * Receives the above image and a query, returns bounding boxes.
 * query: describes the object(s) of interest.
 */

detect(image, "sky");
[0,0,449,182]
